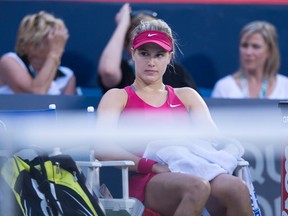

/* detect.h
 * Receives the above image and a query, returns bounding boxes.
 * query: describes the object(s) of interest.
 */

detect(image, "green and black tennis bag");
[0,153,105,216]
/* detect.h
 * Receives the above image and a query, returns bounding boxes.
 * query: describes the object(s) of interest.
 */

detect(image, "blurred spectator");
[212,21,288,99]
[0,11,76,95]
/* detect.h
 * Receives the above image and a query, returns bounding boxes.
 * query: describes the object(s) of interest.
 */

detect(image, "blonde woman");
[212,21,288,99]
[0,11,75,95]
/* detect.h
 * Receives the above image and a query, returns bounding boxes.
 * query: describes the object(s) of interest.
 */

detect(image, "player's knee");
[187,178,211,201]
[181,180,210,214]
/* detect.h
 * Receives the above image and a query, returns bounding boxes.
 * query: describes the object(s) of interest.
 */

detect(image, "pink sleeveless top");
[121,85,189,124]
[124,84,186,109]
[121,85,190,203]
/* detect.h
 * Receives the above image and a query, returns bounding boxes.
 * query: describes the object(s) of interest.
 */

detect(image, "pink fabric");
[123,85,185,110]
[129,173,156,202]
[122,85,190,202]
[132,30,173,52]
[138,158,157,174]
[143,208,161,216]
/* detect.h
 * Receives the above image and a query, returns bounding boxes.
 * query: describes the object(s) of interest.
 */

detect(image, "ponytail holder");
[137,158,156,174]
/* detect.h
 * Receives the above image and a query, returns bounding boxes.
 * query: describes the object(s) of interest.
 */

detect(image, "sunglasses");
[130,10,158,19]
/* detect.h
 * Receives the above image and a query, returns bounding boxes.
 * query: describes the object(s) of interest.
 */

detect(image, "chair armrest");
[234,158,250,179]
[99,160,135,167]
[99,160,135,200]
[76,161,103,195]
[76,161,102,168]
[77,159,135,200]
[237,158,249,167]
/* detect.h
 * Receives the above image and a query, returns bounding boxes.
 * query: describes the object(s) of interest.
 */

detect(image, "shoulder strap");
[19,156,63,215]
[17,54,65,80]
[49,155,106,216]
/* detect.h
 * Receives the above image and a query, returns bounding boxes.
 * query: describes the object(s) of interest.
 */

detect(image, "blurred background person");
[97,3,197,94]
[0,11,76,95]
[212,20,288,99]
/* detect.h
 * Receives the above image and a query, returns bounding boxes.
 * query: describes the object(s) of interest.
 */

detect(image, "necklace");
[131,83,166,92]
[241,75,268,98]
[131,83,167,107]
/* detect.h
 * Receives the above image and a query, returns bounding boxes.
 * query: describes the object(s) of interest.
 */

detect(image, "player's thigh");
[210,174,247,198]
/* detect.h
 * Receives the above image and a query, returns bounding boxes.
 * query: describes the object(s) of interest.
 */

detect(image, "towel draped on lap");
[143,138,244,181]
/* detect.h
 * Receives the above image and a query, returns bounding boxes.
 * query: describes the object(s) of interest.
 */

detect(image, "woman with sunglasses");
[97,3,197,94]
[96,18,253,216]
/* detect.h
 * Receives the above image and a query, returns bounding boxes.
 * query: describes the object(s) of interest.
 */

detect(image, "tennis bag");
[0,153,105,216]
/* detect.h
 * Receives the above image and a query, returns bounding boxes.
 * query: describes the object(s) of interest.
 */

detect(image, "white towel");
[143,138,244,181]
